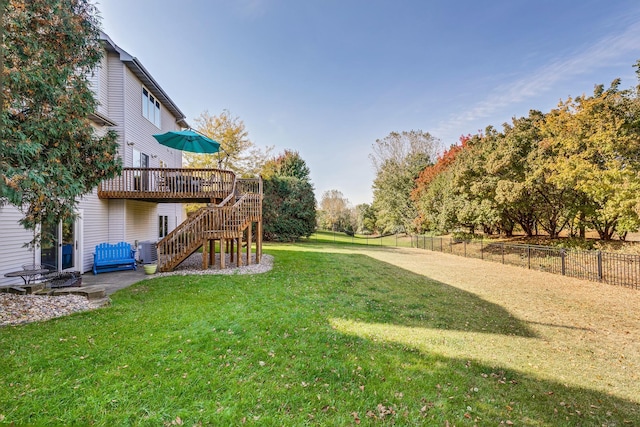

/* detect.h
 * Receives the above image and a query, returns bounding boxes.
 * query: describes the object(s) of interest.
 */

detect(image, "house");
[0,32,263,287]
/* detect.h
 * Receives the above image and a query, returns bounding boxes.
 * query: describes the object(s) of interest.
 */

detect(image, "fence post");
[464,240,467,257]
[480,239,483,260]
[597,251,603,281]
[561,249,566,275]
[501,243,504,264]
[528,246,531,269]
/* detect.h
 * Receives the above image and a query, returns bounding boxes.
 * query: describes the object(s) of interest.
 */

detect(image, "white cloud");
[434,19,640,139]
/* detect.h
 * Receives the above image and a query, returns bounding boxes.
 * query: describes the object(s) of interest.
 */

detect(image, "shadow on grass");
[263,247,536,339]
[0,246,638,425]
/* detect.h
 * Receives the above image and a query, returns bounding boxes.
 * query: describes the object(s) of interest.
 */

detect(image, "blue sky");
[99,0,640,205]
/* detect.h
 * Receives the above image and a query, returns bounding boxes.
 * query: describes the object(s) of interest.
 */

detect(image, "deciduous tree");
[540,78,640,239]
[370,130,437,233]
[355,203,376,234]
[184,110,272,177]
[318,189,351,232]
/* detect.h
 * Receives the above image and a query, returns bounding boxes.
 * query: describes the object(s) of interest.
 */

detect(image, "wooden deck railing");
[98,168,236,202]
[236,178,262,196]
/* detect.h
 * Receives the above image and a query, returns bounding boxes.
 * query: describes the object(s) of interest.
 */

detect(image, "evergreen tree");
[1,0,121,248]
[261,150,316,241]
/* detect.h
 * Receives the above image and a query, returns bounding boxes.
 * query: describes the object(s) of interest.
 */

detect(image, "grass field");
[308,229,414,247]
[0,242,638,426]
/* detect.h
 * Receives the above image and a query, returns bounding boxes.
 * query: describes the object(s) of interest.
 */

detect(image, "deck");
[98,168,263,272]
[98,168,236,203]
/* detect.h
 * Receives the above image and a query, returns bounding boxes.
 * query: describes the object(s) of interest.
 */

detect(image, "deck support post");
[256,219,262,263]
[236,235,243,267]
[202,239,209,270]
[220,238,226,269]
[246,223,253,265]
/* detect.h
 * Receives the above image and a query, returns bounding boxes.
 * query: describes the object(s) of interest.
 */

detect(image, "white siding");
[0,205,39,286]
[123,68,183,168]
[125,201,157,247]
[77,190,110,273]
[89,49,110,117]
[107,52,126,160]
[157,203,185,239]
[97,51,110,117]
[108,200,126,243]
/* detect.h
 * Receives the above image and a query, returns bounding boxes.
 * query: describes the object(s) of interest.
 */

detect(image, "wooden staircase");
[156,177,262,272]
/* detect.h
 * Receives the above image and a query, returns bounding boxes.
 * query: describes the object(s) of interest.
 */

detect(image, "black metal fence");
[411,236,640,290]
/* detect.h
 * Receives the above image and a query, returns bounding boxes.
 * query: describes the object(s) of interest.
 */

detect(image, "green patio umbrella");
[152,129,221,154]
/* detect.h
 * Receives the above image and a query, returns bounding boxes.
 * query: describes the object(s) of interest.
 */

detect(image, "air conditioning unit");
[139,241,158,264]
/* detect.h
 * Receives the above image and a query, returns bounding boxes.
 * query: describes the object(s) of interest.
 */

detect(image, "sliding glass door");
[41,211,83,271]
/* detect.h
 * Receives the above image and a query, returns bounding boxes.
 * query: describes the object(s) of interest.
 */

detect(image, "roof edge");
[99,31,189,129]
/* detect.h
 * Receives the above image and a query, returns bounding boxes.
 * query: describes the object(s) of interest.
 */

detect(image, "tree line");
[412,71,640,241]
[319,64,640,242]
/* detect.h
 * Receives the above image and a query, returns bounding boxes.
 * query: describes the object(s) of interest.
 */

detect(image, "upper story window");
[142,87,161,127]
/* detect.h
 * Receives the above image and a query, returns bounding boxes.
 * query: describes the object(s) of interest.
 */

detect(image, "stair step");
[21,283,47,294]
[52,285,106,300]
[1,286,27,295]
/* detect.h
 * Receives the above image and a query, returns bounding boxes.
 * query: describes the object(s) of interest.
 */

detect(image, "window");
[159,215,169,238]
[133,148,150,190]
[132,148,149,168]
[142,87,161,127]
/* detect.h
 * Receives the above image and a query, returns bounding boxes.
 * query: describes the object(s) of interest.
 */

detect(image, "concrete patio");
[81,268,148,295]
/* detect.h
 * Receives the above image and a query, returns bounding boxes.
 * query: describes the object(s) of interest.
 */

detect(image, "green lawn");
[308,229,415,247]
[0,243,638,426]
